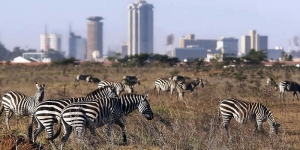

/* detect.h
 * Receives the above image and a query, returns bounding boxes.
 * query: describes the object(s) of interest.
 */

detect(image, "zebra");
[86,76,100,83]
[98,80,134,96]
[31,86,118,149]
[154,78,178,98]
[170,75,186,83]
[219,98,281,137]
[178,78,204,94]
[49,93,153,150]
[279,80,300,100]
[75,74,92,82]
[0,83,45,133]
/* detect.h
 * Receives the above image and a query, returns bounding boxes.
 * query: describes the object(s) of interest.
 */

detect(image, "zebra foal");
[219,98,280,137]
[0,83,45,132]
[50,93,153,150]
[32,86,118,150]
[279,80,300,100]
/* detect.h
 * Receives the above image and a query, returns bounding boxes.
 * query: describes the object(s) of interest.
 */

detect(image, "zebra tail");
[45,118,62,140]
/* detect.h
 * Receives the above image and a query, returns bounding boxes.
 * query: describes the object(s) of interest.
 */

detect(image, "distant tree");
[244,49,267,63]
[0,43,11,61]
[282,51,293,61]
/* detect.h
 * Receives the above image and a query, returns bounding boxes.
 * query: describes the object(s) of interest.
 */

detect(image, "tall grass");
[0,64,299,149]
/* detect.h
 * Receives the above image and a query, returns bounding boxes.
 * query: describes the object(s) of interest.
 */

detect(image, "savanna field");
[0,63,300,150]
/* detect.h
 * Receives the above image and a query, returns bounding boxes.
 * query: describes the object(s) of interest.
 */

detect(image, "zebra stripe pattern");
[279,80,300,100]
[0,83,45,132]
[75,74,92,82]
[219,98,280,136]
[98,80,134,96]
[32,86,118,150]
[177,78,204,98]
[154,78,177,97]
[52,93,153,150]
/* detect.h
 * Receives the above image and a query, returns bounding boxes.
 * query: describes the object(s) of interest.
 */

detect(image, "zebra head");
[194,78,204,88]
[138,93,154,120]
[271,122,281,135]
[35,83,46,103]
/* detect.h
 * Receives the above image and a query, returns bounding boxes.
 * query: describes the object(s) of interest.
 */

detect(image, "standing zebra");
[154,78,177,98]
[279,80,300,100]
[123,75,140,85]
[0,83,45,132]
[32,86,118,149]
[219,98,281,137]
[176,78,204,99]
[86,76,100,83]
[49,93,153,150]
[98,80,134,96]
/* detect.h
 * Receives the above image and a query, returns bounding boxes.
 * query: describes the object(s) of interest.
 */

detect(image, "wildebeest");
[75,74,92,82]
[86,76,100,83]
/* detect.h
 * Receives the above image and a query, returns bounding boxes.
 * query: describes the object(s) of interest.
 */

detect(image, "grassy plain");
[0,63,299,149]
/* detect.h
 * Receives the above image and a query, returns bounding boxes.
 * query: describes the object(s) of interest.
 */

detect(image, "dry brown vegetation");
[0,63,299,150]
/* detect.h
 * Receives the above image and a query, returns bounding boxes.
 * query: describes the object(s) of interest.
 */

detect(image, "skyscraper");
[69,27,87,60]
[87,16,103,61]
[40,34,61,52]
[240,30,268,56]
[128,0,154,56]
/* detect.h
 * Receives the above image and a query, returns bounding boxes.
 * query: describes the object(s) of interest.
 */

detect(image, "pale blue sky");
[0,0,299,55]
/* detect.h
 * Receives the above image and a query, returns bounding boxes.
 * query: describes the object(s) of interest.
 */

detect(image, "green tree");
[244,49,267,63]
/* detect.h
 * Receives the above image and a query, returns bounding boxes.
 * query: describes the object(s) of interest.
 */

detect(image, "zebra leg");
[27,116,33,139]
[115,119,127,143]
[5,109,13,130]
[61,119,72,150]
[46,125,58,150]
[221,116,232,138]
[33,120,45,142]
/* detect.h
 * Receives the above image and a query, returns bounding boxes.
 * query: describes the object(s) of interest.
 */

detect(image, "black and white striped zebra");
[154,78,177,98]
[279,80,300,100]
[32,86,118,149]
[49,93,153,150]
[219,98,280,137]
[267,77,278,90]
[75,74,92,82]
[176,78,204,99]
[0,83,45,132]
[98,80,134,96]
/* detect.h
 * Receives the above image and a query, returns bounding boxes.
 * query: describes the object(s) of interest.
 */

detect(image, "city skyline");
[0,0,299,56]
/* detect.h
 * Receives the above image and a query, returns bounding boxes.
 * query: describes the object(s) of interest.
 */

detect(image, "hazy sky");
[0,0,299,55]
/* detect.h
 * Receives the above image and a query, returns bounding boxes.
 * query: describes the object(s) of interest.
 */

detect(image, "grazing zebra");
[86,76,100,83]
[279,80,300,100]
[123,75,140,85]
[75,74,92,82]
[32,86,118,149]
[0,83,45,132]
[219,98,281,137]
[171,75,186,83]
[154,78,178,98]
[178,78,204,94]
[49,93,153,150]
[98,80,134,96]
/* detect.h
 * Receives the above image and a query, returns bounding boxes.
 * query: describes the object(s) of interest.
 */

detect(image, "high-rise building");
[240,30,268,55]
[216,37,238,55]
[179,34,217,51]
[121,42,128,58]
[128,0,154,56]
[69,31,87,61]
[87,16,103,61]
[40,34,61,52]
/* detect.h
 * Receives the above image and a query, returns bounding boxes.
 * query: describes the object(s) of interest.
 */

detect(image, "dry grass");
[0,64,299,149]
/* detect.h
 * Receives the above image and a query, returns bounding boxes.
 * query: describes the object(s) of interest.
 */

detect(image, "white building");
[216,37,238,55]
[40,34,61,52]
[128,0,154,56]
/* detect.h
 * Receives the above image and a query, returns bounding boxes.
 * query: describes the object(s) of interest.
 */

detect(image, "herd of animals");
[0,74,298,149]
